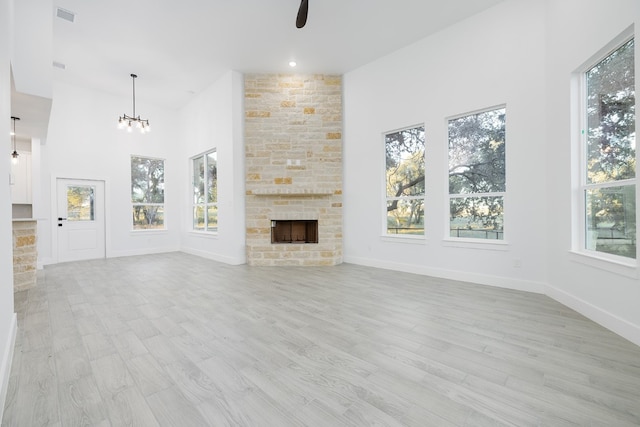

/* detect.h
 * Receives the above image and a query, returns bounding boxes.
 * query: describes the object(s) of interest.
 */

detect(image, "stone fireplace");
[244,74,342,266]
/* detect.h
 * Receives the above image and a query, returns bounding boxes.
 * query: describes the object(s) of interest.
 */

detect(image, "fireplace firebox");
[271,220,318,244]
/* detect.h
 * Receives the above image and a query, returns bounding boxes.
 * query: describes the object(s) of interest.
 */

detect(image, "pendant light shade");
[118,74,150,133]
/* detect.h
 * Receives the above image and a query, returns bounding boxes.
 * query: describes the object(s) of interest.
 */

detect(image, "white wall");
[343,1,548,292]
[39,81,182,264]
[180,70,246,265]
[40,72,246,265]
[0,0,17,418]
[11,0,52,99]
[544,0,640,345]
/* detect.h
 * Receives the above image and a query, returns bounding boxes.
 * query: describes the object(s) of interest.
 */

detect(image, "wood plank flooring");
[3,252,640,426]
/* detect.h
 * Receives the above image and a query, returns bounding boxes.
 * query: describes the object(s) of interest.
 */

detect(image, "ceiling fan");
[296,0,308,28]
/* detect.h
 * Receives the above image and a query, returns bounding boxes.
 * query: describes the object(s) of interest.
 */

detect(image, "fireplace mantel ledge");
[249,187,335,196]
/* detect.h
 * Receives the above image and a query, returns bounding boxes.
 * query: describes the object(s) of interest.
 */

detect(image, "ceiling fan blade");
[296,0,308,28]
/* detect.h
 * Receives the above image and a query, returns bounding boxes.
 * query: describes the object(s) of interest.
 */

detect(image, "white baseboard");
[107,246,180,259]
[0,313,17,423]
[343,255,545,294]
[344,255,640,346]
[41,247,245,267]
[180,247,246,266]
[546,284,640,347]
[40,256,56,267]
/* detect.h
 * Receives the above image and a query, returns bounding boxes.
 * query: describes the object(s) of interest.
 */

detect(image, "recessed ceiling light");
[56,7,76,23]
[289,61,297,67]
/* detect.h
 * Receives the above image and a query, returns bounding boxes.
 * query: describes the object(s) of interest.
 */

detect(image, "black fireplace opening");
[271,220,318,244]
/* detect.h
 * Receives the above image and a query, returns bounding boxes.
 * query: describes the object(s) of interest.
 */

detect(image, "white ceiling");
[11,0,505,142]
[51,0,504,110]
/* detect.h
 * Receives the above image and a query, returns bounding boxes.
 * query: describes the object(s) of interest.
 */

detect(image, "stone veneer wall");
[12,220,37,291]
[244,74,343,266]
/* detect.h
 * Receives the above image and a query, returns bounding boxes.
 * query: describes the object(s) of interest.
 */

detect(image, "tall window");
[131,156,165,230]
[385,125,425,236]
[448,107,506,240]
[192,150,218,232]
[582,38,635,259]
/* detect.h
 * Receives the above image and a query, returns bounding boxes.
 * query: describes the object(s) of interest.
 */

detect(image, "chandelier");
[10,116,19,164]
[118,73,150,133]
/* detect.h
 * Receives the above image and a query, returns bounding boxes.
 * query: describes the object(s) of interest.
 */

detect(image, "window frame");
[382,124,426,240]
[191,149,218,233]
[446,105,507,243]
[574,32,637,265]
[130,155,166,231]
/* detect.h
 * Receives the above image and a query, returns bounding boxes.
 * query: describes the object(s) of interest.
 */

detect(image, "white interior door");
[57,178,106,262]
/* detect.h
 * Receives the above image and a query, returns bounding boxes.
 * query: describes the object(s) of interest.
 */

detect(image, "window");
[448,107,506,240]
[581,38,635,260]
[131,156,165,230]
[67,186,94,221]
[192,150,218,232]
[385,125,425,236]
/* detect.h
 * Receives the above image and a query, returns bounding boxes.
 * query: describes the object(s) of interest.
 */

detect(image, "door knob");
[58,217,67,221]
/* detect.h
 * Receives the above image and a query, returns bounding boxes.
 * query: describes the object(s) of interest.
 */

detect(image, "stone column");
[12,220,37,291]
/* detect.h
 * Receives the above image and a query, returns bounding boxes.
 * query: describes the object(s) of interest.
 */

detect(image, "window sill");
[568,250,637,279]
[381,235,426,245]
[442,238,509,251]
[188,230,219,238]
[130,229,167,235]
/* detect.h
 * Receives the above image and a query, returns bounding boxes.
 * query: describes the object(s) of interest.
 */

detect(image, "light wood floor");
[3,252,640,426]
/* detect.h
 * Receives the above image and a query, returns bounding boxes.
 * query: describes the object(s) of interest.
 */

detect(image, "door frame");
[52,176,108,263]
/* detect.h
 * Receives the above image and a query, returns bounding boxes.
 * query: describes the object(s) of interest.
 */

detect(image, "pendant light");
[10,116,19,165]
[118,74,150,133]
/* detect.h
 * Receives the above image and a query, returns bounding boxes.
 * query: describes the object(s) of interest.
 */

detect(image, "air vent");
[53,61,66,70]
[56,7,76,23]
